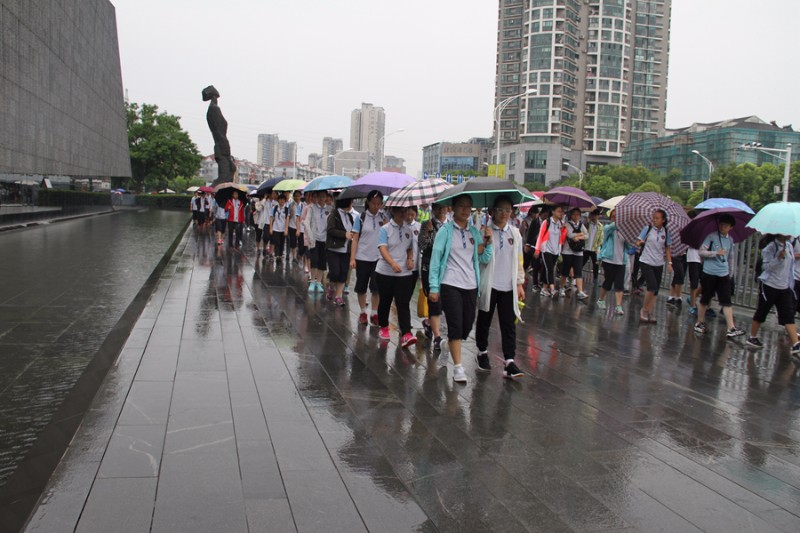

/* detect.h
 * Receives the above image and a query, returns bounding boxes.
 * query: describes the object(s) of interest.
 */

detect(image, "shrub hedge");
[38,189,111,206]
[136,194,193,209]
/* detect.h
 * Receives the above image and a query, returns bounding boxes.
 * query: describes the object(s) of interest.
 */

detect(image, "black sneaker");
[433,336,444,353]
[476,352,492,372]
[503,361,523,379]
[726,327,745,338]
[792,342,800,355]
[693,322,707,334]
[745,336,763,349]
[422,319,433,339]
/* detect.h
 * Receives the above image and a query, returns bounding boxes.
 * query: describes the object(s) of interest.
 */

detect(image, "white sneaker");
[452,366,467,383]
[559,288,566,298]
[577,291,588,300]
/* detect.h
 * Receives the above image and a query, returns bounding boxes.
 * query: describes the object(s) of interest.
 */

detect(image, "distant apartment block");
[350,103,386,171]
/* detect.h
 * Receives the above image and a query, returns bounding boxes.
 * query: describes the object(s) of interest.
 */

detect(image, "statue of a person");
[202,85,236,185]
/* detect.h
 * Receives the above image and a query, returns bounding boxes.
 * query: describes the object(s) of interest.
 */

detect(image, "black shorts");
[753,283,796,325]
[688,262,701,290]
[601,262,625,292]
[288,227,298,249]
[310,241,327,271]
[196,212,206,225]
[297,233,306,257]
[561,254,583,278]
[215,219,227,234]
[640,262,664,295]
[354,260,379,294]
[699,273,732,307]
[326,250,349,283]
[671,255,686,286]
[440,284,478,341]
[254,227,263,244]
[192,211,199,222]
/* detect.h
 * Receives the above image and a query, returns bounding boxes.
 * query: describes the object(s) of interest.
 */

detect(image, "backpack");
[273,205,289,219]
[567,221,585,252]
[598,226,614,262]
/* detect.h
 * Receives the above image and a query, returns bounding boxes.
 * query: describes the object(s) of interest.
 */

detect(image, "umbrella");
[199,186,214,193]
[694,197,755,214]
[212,182,249,206]
[598,195,626,210]
[615,192,691,255]
[304,175,354,192]
[679,208,755,249]
[385,178,453,208]
[186,186,200,193]
[590,196,605,206]
[542,186,595,210]
[746,202,800,237]
[434,176,535,208]
[273,179,307,192]
[255,177,286,197]
[157,188,176,194]
[336,187,369,201]
[347,171,416,196]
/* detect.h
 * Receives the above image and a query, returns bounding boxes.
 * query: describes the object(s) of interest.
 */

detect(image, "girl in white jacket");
[475,195,525,379]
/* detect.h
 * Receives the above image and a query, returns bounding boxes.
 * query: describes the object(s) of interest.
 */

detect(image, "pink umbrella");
[616,192,690,255]
[542,186,595,210]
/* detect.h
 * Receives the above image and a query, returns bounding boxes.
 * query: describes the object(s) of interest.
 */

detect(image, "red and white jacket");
[225,199,245,223]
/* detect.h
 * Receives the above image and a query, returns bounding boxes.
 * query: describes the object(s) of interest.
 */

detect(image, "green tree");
[124,102,202,192]
[634,181,661,193]
[686,189,705,208]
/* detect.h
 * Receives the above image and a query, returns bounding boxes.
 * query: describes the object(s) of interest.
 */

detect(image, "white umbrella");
[599,195,626,210]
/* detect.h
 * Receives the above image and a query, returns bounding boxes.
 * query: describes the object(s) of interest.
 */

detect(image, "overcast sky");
[113,0,800,177]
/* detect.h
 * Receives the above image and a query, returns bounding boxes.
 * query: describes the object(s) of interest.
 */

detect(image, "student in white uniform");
[635,209,672,324]
[269,194,290,260]
[350,190,387,325]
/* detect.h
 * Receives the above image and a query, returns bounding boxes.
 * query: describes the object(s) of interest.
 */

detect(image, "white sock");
[360,307,367,313]
[505,359,514,365]
[454,363,462,369]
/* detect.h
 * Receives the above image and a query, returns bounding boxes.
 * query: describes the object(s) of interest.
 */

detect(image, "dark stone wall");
[0,0,131,177]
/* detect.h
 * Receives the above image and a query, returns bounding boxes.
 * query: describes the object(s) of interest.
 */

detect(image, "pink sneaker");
[370,314,379,326]
[326,287,334,301]
[379,327,390,340]
[401,332,417,348]
[358,312,368,324]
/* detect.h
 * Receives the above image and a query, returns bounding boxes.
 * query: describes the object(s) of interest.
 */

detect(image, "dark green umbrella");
[433,177,535,208]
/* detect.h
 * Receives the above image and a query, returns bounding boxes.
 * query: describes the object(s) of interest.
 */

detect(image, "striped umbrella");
[615,192,691,255]
[385,178,452,208]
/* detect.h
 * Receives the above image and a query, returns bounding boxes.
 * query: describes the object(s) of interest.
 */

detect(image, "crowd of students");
[193,187,800,382]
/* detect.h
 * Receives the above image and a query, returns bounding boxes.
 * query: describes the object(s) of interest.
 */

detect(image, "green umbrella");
[433,177,535,208]
[746,201,800,237]
[272,179,306,192]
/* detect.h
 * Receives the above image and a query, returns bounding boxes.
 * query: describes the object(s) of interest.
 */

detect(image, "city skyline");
[113,0,800,177]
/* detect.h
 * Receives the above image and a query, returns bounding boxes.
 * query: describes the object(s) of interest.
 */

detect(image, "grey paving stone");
[117,381,173,426]
[97,425,165,479]
[75,477,156,533]
[281,470,367,533]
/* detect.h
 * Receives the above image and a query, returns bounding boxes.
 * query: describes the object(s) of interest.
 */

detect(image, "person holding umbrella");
[635,209,672,323]
[746,234,800,354]
[429,194,494,384]
[475,195,525,378]
[534,205,567,299]
[350,190,388,325]
[692,214,745,338]
[561,207,589,300]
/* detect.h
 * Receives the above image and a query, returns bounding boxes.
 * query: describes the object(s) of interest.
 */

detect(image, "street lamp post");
[742,143,793,201]
[691,149,714,200]
[494,89,537,178]
[563,162,584,189]
[378,129,405,172]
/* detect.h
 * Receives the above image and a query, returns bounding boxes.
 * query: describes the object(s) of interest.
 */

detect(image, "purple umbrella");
[542,186,595,210]
[346,171,416,196]
[679,208,755,249]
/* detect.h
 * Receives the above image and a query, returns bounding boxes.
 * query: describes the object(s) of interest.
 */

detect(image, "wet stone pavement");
[24,226,800,532]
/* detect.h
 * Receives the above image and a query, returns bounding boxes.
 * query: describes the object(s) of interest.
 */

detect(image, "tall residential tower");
[350,103,386,171]
[495,0,671,185]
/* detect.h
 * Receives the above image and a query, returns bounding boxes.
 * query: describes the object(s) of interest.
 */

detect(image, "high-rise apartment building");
[350,103,386,171]
[277,141,297,165]
[320,137,344,173]
[257,134,280,168]
[495,0,671,184]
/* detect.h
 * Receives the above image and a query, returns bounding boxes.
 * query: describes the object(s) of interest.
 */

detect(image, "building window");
[525,150,547,169]
[524,173,546,184]
[509,151,517,170]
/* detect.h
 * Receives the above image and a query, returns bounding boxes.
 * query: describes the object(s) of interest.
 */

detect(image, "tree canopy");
[121,102,202,192]
[707,162,800,211]
[546,164,688,203]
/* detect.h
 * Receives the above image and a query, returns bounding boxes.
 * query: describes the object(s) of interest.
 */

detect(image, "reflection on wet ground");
[0,210,189,487]
[25,227,800,532]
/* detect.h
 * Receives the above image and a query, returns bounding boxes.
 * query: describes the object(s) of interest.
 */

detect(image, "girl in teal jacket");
[428,194,493,384]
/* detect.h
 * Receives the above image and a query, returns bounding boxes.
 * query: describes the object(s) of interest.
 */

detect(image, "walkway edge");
[0,218,191,533]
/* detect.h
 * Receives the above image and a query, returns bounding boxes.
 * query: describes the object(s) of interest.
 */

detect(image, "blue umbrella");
[304,175,354,192]
[746,202,800,237]
[695,197,754,214]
